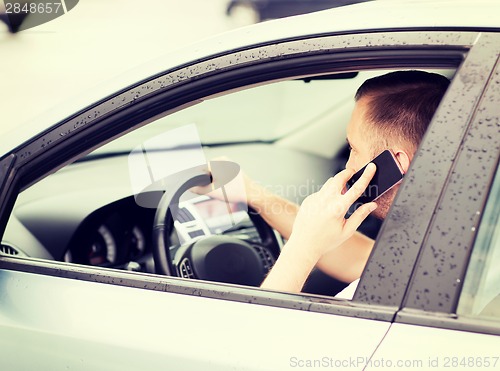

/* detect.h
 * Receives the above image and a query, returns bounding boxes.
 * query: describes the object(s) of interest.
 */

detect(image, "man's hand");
[288,163,378,260]
[261,163,377,292]
[190,157,251,204]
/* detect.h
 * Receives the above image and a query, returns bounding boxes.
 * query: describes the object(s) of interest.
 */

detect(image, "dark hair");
[355,70,450,153]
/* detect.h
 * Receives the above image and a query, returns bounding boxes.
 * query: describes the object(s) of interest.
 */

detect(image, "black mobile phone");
[346,150,404,205]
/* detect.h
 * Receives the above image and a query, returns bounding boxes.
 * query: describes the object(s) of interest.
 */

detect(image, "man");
[204,70,450,297]
[259,70,450,296]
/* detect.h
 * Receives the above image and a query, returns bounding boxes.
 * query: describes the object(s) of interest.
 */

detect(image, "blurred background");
[1,0,365,137]
[0,0,234,136]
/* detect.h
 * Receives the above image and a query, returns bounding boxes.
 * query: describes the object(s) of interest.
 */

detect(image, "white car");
[0,1,499,370]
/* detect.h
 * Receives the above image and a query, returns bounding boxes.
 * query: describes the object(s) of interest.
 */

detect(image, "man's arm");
[259,232,373,293]
[315,232,374,283]
[245,179,298,240]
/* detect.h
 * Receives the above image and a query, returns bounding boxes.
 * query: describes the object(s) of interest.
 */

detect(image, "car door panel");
[0,268,390,371]
[366,323,500,370]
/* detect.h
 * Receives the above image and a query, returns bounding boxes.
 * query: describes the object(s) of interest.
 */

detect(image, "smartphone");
[346,150,404,205]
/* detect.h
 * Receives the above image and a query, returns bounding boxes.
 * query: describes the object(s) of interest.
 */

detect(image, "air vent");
[0,244,20,256]
[253,245,276,273]
[178,258,195,279]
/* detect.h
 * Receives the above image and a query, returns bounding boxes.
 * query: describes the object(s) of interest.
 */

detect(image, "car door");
[366,33,500,369]
[0,29,489,370]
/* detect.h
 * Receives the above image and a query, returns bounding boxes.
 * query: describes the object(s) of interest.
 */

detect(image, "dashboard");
[57,194,270,275]
[3,143,336,279]
[63,196,156,271]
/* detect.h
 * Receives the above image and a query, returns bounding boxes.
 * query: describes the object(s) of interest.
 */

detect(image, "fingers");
[321,163,375,205]
[321,168,356,193]
[343,163,376,205]
[344,202,377,235]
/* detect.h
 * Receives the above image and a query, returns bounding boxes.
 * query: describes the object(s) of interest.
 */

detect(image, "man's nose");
[345,156,354,171]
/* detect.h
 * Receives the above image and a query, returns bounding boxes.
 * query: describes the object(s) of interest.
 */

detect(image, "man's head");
[345,70,450,218]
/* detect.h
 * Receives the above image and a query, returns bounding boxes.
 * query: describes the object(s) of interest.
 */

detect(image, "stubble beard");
[371,186,398,220]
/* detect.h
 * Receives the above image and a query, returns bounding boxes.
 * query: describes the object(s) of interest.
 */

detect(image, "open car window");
[3,67,455,299]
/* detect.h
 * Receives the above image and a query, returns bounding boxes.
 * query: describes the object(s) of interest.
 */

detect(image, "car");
[1,0,499,369]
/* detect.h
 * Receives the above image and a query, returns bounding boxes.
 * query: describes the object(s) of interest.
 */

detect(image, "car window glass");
[457,163,500,320]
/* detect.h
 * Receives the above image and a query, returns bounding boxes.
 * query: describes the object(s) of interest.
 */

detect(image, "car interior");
[1,67,456,297]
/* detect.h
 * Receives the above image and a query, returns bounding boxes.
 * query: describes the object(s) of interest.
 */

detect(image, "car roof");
[2,0,499,155]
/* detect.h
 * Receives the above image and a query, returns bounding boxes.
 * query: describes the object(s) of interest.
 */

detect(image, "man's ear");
[393,150,411,173]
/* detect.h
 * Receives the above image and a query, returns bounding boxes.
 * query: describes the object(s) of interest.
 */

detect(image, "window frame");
[394,32,500,335]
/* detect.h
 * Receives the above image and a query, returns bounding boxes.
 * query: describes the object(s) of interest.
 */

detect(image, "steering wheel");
[152,162,280,287]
